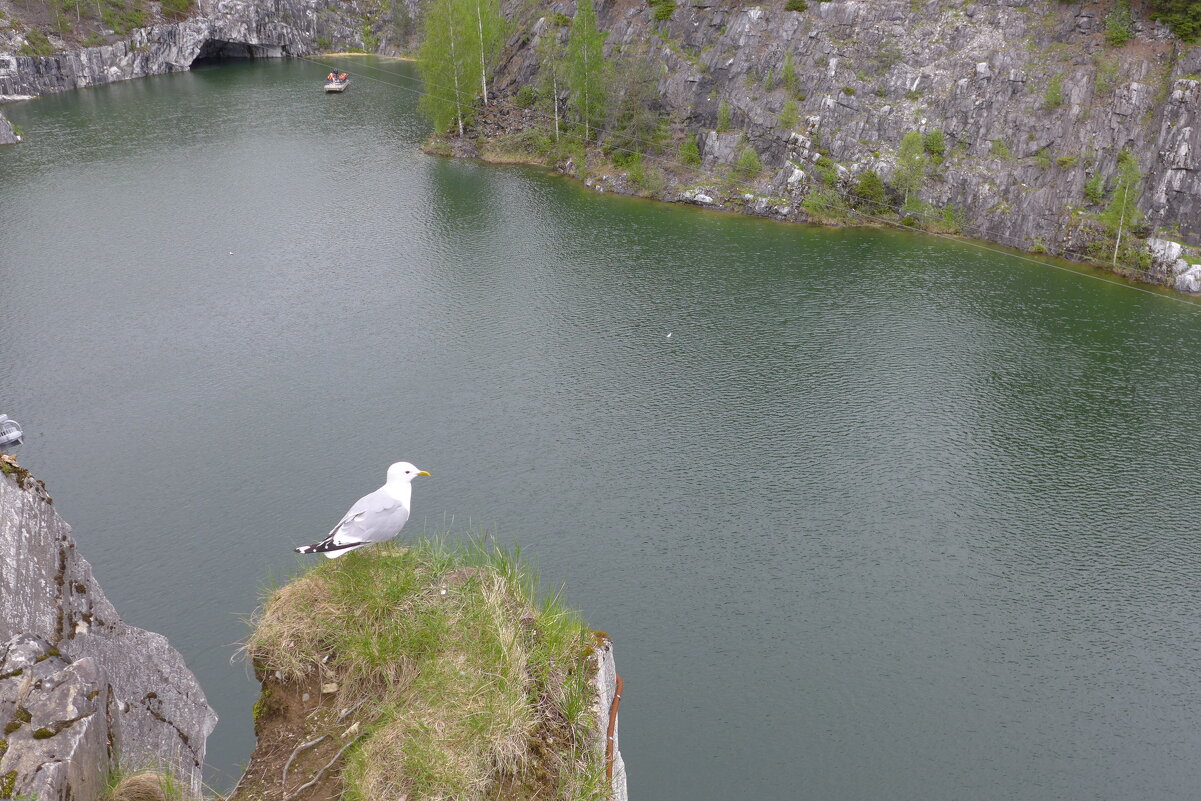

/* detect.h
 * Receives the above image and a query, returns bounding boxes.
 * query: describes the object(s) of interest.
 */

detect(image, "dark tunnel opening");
[191,40,278,66]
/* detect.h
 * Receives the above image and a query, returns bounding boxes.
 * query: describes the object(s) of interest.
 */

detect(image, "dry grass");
[245,538,608,801]
[243,572,336,680]
[103,772,181,801]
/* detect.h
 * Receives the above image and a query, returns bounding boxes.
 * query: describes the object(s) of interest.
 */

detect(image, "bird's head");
[387,461,431,483]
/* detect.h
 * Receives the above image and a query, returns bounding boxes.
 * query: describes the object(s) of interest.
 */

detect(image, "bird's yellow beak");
[417,470,431,477]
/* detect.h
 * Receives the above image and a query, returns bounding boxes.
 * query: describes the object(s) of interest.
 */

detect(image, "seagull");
[295,461,430,558]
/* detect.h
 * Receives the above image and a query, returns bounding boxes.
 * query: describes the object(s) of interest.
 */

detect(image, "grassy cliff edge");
[234,539,611,801]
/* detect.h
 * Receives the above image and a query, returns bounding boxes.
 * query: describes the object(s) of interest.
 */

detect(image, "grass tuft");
[102,770,188,801]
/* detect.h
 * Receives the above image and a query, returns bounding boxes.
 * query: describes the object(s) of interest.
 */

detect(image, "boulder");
[1173,264,1201,293]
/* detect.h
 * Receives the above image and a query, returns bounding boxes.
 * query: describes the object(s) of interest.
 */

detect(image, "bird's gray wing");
[326,488,410,547]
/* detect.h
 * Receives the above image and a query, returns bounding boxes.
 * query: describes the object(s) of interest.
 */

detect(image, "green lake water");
[3,57,1201,800]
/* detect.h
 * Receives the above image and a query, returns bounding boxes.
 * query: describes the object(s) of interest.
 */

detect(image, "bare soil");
[229,671,371,801]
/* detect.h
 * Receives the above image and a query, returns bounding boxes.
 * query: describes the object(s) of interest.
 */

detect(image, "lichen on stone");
[0,769,17,797]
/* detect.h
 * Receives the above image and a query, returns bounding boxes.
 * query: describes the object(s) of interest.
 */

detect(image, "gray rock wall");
[0,464,216,800]
[0,0,392,99]
[0,110,17,144]
[593,639,627,801]
[491,0,1201,277]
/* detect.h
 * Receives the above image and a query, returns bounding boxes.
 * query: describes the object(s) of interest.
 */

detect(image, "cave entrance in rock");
[191,39,265,66]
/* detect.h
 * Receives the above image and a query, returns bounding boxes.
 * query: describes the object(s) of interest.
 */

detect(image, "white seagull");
[295,461,430,558]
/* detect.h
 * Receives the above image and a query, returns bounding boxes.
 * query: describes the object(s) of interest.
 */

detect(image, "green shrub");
[493,128,556,159]
[939,203,965,233]
[101,0,149,35]
[853,169,887,209]
[20,28,56,56]
[785,0,808,10]
[717,99,731,132]
[514,84,537,108]
[990,139,1014,160]
[636,164,667,194]
[1033,147,1051,169]
[649,0,675,20]
[19,29,55,57]
[734,145,762,178]
[1083,172,1105,204]
[1057,154,1079,169]
[360,23,379,53]
[551,11,571,25]
[777,98,798,129]
[315,36,332,51]
[680,137,701,166]
[923,128,945,162]
[1043,73,1065,109]
[781,52,798,92]
[1106,0,1133,45]
[802,185,849,220]
[623,151,646,184]
[902,194,929,217]
[814,155,839,186]
[841,86,855,95]
[1148,0,1201,41]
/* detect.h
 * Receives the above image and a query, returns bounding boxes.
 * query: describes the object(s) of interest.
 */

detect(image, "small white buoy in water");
[666,332,672,338]
[228,251,233,256]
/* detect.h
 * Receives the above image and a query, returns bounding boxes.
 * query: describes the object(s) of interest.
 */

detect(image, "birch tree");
[472,0,504,104]
[1100,149,1144,265]
[567,0,607,140]
[418,0,475,135]
[418,0,502,133]
[893,130,926,209]
[537,30,567,142]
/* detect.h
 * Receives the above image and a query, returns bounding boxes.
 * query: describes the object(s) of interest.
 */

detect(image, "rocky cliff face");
[0,110,18,143]
[0,459,215,800]
[482,0,1201,285]
[0,0,408,99]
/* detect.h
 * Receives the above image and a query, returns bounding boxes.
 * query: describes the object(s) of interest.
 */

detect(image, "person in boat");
[338,73,348,82]
[327,72,336,82]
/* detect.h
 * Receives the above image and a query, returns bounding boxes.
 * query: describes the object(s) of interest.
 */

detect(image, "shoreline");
[426,134,1201,300]
[318,52,415,60]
